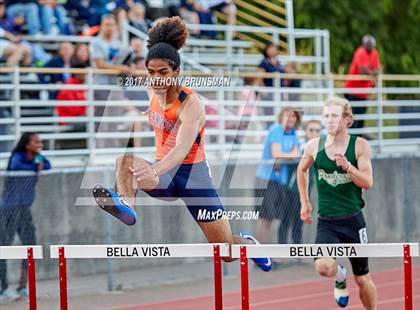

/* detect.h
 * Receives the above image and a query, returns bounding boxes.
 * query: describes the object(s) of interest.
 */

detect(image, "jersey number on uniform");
[359,227,368,243]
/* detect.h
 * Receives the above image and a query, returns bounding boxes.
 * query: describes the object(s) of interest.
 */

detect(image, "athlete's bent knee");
[354,274,371,288]
[315,259,335,277]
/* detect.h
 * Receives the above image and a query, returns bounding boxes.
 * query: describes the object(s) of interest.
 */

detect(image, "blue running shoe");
[239,232,272,272]
[92,184,137,226]
[334,279,349,307]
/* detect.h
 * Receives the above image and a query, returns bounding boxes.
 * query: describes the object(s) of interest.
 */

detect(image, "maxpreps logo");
[197,209,259,221]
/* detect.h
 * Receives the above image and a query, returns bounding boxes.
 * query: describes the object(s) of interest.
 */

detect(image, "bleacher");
[0,1,418,169]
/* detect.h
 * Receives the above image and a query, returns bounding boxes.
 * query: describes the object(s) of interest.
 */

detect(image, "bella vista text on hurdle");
[107,246,171,257]
[290,246,358,257]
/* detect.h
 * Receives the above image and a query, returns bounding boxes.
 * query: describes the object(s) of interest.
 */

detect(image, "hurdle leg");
[404,244,412,310]
[240,246,249,310]
[59,247,68,310]
[213,245,223,310]
[27,247,37,310]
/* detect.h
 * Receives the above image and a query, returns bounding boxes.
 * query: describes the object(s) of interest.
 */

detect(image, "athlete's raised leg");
[92,155,158,225]
[115,154,158,204]
[315,258,349,307]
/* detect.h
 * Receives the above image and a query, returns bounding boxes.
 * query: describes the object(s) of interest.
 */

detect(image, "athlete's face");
[147,59,180,95]
[323,105,349,135]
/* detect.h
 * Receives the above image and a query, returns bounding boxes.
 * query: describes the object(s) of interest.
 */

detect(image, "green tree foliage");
[293,0,420,74]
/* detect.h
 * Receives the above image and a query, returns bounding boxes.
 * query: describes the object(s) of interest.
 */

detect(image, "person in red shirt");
[55,63,87,131]
[344,35,381,129]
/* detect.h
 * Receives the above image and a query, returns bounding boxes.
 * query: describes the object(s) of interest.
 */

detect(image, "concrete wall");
[2,157,419,282]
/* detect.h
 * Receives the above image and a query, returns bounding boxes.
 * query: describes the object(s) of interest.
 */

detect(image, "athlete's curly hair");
[147,16,188,50]
[146,16,189,69]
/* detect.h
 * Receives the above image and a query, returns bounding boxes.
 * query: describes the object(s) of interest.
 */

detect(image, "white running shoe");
[334,278,349,307]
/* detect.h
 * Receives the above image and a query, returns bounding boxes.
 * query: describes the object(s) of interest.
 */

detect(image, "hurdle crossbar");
[0,246,43,310]
[50,243,230,310]
[232,243,419,310]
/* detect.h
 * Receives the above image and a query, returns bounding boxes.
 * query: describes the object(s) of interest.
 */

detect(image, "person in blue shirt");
[276,119,322,262]
[0,132,50,302]
[254,107,301,252]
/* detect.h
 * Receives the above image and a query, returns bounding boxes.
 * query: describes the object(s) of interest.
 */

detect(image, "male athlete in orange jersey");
[92,16,271,269]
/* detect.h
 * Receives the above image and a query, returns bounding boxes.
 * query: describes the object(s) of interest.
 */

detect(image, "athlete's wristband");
[150,165,159,177]
[345,161,352,173]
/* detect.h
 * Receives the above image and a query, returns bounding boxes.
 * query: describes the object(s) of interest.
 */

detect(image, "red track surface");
[112,267,419,310]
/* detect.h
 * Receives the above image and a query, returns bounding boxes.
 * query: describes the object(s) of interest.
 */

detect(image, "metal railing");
[21,22,329,75]
[122,22,330,74]
[0,67,419,168]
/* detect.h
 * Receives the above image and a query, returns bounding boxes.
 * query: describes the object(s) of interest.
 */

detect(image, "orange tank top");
[148,87,206,164]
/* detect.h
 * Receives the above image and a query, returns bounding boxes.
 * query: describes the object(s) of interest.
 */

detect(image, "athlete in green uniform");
[297,97,377,309]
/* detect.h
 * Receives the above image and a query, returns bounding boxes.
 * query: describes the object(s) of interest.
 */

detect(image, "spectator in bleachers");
[178,1,200,36]
[90,14,131,147]
[0,0,23,34]
[125,55,147,100]
[130,37,144,58]
[126,55,147,100]
[257,43,285,126]
[5,0,41,35]
[65,0,101,27]
[144,0,181,20]
[282,62,301,102]
[123,55,151,147]
[126,55,147,101]
[116,0,148,11]
[0,29,32,66]
[254,107,300,250]
[90,15,131,85]
[127,3,150,34]
[55,63,87,131]
[72,43,89,67]
[344,35,381,131]
[198,0,236,26]
[0,1,51,66]
[258,43,285,89]
[180,1,228,38]
[38,0,71,35]
[90,0,111,18]
[131,55,145,70]
[304,119,322,139]
[113,6,129,35]
[39,42,73,84]
[0,132,50,302]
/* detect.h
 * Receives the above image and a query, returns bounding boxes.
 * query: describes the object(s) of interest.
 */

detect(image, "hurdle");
[232,243,419,310]
[0,246,43,310]
[50,243,230,310]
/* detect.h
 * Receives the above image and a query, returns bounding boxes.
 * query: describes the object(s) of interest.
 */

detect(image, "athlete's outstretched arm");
[297,139,317,224]
[152,94,205,175]
[348,138,373,190]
